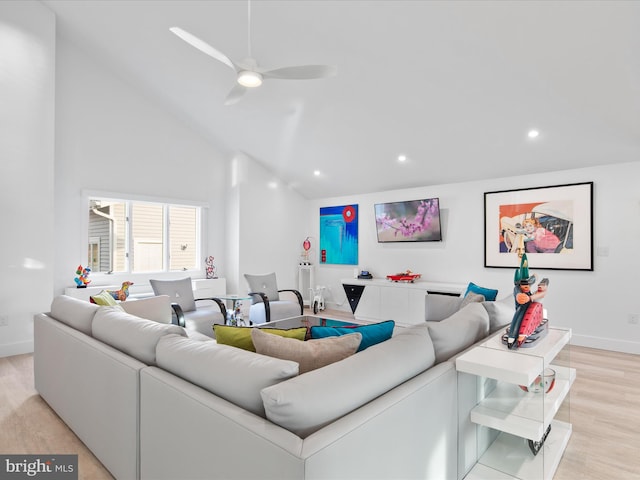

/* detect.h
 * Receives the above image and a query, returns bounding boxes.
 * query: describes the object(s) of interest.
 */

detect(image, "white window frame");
[82,190,208,279]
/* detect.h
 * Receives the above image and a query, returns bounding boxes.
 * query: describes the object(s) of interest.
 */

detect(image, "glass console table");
[456,325,574,479]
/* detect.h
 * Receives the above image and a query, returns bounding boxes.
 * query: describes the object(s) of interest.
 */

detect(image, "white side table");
[456,326,575,480]
[298,265,315,306]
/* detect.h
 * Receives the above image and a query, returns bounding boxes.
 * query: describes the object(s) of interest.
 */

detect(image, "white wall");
[53,36,228,295]
[0,1,55,357]
[309,162,640,354]
[227,153,308,295]
[3,2,636,359]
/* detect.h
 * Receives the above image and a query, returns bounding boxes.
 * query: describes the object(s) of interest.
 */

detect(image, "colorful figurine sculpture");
[74,265,91,287]
[205,256,216,279]
[300,237,313,265]
[108,281,134,301]
[506,254,549,349]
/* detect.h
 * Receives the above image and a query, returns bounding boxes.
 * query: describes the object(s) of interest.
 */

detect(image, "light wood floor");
[1,309,638,480]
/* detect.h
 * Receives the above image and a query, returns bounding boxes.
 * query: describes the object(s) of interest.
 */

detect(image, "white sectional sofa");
[33,292,513,480]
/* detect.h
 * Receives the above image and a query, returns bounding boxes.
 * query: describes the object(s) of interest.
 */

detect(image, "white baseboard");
[0,340,34,358]
[571,334,640,355]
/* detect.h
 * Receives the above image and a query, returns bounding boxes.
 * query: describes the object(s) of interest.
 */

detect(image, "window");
[87,196,201,274]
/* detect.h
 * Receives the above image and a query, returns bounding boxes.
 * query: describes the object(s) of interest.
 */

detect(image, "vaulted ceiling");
[43,0,640,199]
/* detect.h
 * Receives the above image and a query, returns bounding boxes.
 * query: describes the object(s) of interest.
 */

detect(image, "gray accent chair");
[243,272,303,324]
[150,277,226,337]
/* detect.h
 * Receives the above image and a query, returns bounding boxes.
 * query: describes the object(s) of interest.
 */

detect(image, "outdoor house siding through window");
[87,197,200,274]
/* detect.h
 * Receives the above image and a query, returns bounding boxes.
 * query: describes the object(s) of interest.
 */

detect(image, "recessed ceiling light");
[398,154,407,162]
[267,181,278,189]
[313,170,321,177]
[528,130,540,139]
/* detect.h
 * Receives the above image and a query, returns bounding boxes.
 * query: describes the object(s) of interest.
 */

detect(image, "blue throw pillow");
[310,320,395,352]
[465,282,498,302]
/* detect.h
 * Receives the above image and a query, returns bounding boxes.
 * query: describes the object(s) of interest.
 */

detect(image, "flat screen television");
[374,198,442,243]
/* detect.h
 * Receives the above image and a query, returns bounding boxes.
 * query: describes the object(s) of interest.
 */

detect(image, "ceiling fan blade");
[170,27,237,72]
[224,83,248,106]
[261,65,337,80]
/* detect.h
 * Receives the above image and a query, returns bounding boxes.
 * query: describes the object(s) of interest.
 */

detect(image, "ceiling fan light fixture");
[237,70,263,88]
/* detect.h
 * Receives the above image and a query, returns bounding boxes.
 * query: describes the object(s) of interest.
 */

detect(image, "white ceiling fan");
[170,1,337,105]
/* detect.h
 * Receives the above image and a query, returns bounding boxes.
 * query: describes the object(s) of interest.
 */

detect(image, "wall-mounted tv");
[374,198,442,243]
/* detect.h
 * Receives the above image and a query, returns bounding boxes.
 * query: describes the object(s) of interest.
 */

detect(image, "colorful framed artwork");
[484,182,593,270]
[319,204,358,265]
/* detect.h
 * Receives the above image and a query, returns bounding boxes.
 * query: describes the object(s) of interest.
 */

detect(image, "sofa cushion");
[120,295,172,324]
[425,294,463,322]
[464,282,498,301]
[426,303,490,364]
[482,295,516,334]
[260,322,435,437]
[213,325,308,352]
[252,328,361,374]
[155,334,299,417]
[92,307,187,365]
[50,295,100,336]
[459,292,485,309]
[310,320,395,351]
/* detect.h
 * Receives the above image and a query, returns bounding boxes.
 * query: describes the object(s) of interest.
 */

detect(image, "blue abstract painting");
[319,204,358,265]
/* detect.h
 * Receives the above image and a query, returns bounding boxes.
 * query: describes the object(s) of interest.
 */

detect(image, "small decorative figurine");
[300,237,313,265]
[386,270,421,283]
[108,281,134,301]
[74,265,91,288]
[205,256,217,279]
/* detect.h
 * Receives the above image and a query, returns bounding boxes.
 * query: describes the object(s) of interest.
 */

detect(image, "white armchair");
[150,277,226,337]
[243,272,303,324]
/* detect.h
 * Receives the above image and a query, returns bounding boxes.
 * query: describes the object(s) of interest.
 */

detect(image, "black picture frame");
[484,182,593,270]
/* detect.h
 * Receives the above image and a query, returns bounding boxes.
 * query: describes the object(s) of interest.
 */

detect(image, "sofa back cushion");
[424,294,463,322]
[120,295,173,324]
[482,296,516,334]
[260,322,435,437]
[50,295,100,336]
[426,302,490,364]
[155,335,299,417]
[92,307,187,365]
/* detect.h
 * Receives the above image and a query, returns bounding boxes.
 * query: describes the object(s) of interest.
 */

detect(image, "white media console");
[341,278,466,325]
